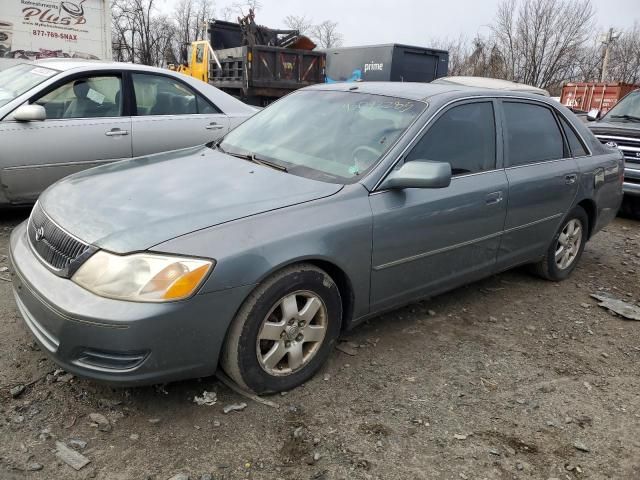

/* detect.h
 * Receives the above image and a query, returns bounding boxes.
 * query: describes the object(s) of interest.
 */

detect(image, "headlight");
[72,251,214,302]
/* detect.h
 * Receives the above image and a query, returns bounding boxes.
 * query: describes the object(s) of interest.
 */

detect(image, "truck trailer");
[0,0,111,70]
[174,10,325,106]
[325,44,449,83]
[560,82,640,115]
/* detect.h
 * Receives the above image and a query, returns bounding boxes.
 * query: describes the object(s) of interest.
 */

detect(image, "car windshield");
[603,90,640,123]
[219,90,426,183]
[0,63,59,109]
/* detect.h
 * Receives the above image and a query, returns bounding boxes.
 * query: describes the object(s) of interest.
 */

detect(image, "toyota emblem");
[35,226,45,242]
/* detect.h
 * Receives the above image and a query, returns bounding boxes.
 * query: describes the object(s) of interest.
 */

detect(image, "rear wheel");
[532,206,588,281]
[221,264,342,394]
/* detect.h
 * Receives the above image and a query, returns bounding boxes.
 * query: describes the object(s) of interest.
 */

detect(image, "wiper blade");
[250,154,287,172]
[611,114,640,122]
[222,149,287,172]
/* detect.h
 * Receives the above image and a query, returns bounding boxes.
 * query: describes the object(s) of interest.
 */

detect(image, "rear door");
[130,72,230,157]
[0,71,131,203]
[497,100,579,269]
[369,99,508,311]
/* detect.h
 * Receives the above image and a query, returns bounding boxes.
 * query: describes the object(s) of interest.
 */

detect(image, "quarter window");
[132,73,221,116]
[34,75,122,119]
[559,115,588,157]
[503,102,564,166]
[406,102,496,175]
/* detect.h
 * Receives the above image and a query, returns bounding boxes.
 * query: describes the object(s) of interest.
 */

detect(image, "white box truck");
[0,0,111,70]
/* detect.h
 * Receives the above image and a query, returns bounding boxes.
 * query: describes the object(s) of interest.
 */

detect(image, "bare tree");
[220,1,261,21]
[606,22,640,84]
[311,20,343,49]
[283,15,312,35]
[173,0,195,64]
[111,0,175,66]
[573,41,602,82]
[429,36,471,76]
[492,0,595,89]
[112,0,136,62]
[429,35,505,78]
[194,0,215,40]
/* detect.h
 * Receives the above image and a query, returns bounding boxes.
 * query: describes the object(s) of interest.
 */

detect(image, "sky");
[157,0,640,47]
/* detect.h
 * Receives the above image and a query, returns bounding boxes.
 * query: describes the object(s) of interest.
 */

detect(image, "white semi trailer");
[0,0,111,70]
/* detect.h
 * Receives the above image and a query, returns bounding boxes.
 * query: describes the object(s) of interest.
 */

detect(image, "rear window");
[504,102,564,166]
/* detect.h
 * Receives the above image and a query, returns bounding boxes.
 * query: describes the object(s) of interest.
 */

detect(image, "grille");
[594,134,640,165]
[28,203,92,276]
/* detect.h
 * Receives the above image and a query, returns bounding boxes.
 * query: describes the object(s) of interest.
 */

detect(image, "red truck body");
[560,82,640,114]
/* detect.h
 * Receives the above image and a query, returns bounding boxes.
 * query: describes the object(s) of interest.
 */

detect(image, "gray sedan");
[0,59,257,205]
[10,82,623,394]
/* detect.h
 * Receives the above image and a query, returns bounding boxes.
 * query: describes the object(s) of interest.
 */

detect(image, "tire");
[620,196,640,220]
[221,263,342,394]
[531,206,589,281]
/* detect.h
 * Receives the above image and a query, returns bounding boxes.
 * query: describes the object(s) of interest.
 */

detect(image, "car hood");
[589,120,640,135]
[39,146,343,253]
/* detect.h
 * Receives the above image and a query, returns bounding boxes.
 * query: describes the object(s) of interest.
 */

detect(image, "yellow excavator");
[168,10,324,106]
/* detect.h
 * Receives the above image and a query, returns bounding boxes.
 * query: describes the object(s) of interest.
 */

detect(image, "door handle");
[486,191,503,205]
[565,173,578,185]
[206,122,224,130]
[105,128,129,137]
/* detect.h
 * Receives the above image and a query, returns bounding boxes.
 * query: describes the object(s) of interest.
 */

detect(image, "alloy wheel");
[555,218,583,270]
[256,290,328,376]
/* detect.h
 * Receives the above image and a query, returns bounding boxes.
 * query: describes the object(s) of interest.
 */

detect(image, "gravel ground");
[1,209,639,480]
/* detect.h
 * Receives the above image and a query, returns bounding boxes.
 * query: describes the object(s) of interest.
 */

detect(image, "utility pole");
[600,28,620,82]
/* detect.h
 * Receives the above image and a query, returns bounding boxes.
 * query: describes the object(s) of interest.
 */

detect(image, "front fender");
[152,185,374,321]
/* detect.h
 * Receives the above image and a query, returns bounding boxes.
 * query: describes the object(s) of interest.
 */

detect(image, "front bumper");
[624,166,640,196]
[9,222,254,386]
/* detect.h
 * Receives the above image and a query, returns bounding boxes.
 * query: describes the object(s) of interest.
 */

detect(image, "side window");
[195,43,205,63]
[559,115,588,157]
[132,73,220,115]
[406,102,496,175]
[34,75,122,119]
[503,102,564,166]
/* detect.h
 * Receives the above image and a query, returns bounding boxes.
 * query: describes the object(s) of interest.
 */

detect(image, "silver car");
[10,83,623,394]
[0,59,257,205]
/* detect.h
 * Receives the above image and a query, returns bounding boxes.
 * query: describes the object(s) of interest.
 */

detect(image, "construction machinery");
[171,10,325,106]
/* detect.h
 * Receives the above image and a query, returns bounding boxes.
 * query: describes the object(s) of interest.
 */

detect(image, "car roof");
[32,58,176,74]
[3,59,257,117]
[432,76,550,96]
[304,81,553,103]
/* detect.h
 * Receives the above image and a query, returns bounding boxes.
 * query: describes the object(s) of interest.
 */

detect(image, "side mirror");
[13,104,46,122]
[379,160,452,190]
[586,108,600,122]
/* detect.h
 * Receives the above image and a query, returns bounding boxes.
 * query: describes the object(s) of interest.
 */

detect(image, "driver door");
[369,100,508,311]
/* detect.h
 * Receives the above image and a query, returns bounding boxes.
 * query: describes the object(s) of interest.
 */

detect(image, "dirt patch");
[1,212,640,479]
[477,430,540,455]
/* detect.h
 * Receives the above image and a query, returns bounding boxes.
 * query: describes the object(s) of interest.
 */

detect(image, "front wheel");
[531,206,588,281]
[220,264,342,394]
